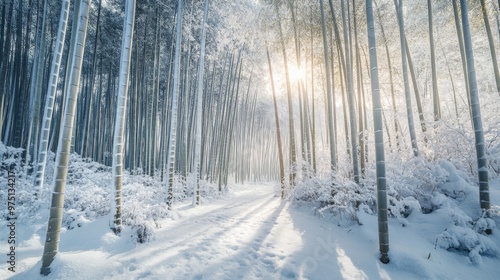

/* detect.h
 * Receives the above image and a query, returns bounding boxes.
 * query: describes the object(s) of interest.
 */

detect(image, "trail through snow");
[3,183,499,279]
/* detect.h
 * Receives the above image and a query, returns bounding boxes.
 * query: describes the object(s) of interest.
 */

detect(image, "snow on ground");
[1,181,499,280]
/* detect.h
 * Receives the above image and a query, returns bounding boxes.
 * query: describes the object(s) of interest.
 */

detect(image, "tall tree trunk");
[275,3,297,186]
[0,2,5,68]
[34,0,71,197]
[428,0,440,121]
[56,0,82,155]
[166,0,183,208]
[452,0,472,119]
[460,0,490,212]
[373,0,400,150]
[320,0,337,171]
[193,0,209,206]
[288,1,309,172]
[340,0,360,183]
[366,0,389,264]
[149,9,161,177]
[28,0,49,168]
[81,0,102,157]
[112,0,135,234]
[439,38,460,119]
[0,0,14,142]
[40,0,91,275]
[395,0,419,157]
[267,47,285,198]
[479,0,500,94]
[329,30,339,162]
[405,37,427,136]
[353,0,366,176]
[310,7,317,173]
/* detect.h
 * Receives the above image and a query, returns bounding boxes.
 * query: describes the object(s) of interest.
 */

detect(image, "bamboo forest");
[1,0,500,278]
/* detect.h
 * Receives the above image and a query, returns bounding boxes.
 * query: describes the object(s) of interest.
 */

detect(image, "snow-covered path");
[8,184,377,279]
[109,185,300,279]
[5,183,499,280]
[103,183,386,280]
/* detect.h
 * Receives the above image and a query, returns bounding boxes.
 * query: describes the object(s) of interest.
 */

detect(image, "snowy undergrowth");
[291,172,369,226]
[0,142,228,244]
[291,155,499,263]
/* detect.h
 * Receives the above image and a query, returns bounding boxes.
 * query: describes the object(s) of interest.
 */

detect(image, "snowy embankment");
[0,143,499,279]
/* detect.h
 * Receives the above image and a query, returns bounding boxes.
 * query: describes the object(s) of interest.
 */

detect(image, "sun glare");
[289,66,305,82]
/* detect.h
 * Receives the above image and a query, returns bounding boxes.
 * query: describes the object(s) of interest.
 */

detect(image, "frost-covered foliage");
[0,143,37,221]
[0,143,25,172]
[291,153,499,262]
[0,142,227,243]
[437,224,497,264]
[387,159,499,263]
[291,173,373,226]
[426,119,500,180]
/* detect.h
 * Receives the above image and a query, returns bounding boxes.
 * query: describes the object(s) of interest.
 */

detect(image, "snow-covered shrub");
[63,183,110,229]
[120,179,170,243]
[426,122,477,176]
[434,203,497,255]
[199,179,226,199]
[387,195,421,221]
[386,157,448,214]
[437,226,498,264]
[133,222,157,244]
[58,154,113,229]
[427,118,500,180]
[0,142,38,221]
[292,174,375,225]
[172,174,189,201]
[0,142,25,175]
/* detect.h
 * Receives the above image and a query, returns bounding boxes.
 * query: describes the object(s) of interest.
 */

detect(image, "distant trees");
[428,0,440,121]
[193,0,209,206]
[319,0,336,171]
[479,0,500,94]
[394,0,418,157]
[266,47,286,198]
[339,0,361,183]
[274,2,297,187]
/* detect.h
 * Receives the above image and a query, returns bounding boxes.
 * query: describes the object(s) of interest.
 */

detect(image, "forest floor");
[1,182,499,279]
